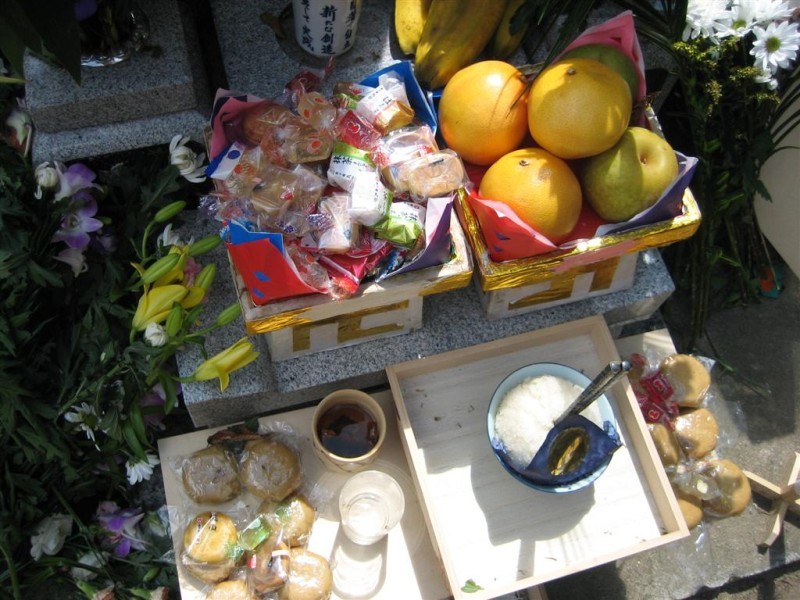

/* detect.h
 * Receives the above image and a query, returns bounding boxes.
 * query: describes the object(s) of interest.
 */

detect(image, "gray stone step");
[26,0,211,163]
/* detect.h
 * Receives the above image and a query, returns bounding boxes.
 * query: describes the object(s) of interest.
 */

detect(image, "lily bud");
[188,234,222,257]
[165,304,184,337]
[153,245,189,287]
[141,254,181,284]
[194,263,217,291]
[132,285,189,331]
[214,302,242,327]
[192,337,259,391]
[153,200,186,224]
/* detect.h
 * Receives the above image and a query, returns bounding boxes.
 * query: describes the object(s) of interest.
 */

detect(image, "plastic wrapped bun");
[181,512,240,584]
[672,408,719,459]
[648,422,682,466]
[659,354,711,408]
[673,486,704,529]
[239,437,302,501]
[248,537,291,594]
[700,459,752,517]
[206,578,257,600]
[258,493,316,547]
[278,548,333,600]
[181,445,241,504]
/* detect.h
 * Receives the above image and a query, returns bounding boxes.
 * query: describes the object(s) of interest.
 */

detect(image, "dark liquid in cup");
[318,404,379,458]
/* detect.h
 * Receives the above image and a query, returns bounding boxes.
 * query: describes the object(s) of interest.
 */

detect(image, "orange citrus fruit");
[527,57,632,159]
[479,147,582,243]
[438,60,529,166]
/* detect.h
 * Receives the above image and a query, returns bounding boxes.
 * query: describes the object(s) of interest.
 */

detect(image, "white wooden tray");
[158,392,449,599]
[385,315,689,600]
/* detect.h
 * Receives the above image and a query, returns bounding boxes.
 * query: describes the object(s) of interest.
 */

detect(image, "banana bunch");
[394,0,530,89]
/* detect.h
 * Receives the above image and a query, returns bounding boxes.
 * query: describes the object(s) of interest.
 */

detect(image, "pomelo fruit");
[527,57,632,160]
[438,60,529,166]
[560,43,640,101]
[479,147,582,243]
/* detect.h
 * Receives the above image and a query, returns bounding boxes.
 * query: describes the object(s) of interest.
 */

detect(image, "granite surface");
[28,0,210,163]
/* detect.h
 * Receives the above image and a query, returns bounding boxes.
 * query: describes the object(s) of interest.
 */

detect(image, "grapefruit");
[438,60,529,166]
[479,147,582,243]
[527,57,632,160]
[560,43,640,102]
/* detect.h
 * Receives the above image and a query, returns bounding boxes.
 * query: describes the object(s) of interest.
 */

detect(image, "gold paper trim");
[457,186,701,292]
[291,301,411,351]
[508,256,623,310]
[245,309,314,335]
[420,270,473,296]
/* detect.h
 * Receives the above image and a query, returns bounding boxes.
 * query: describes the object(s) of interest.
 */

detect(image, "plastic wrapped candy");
[249,163,324,221]
[312,194,360,254]
[348,171,392,226]
[327,141,376,192]
[296,91,338,132]
[373,124,439,192]
[395,149,467,200]
[372,201,425,248]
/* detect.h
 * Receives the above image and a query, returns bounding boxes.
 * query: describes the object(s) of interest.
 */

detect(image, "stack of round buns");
[634,353,751,529]
[178,431,333,599]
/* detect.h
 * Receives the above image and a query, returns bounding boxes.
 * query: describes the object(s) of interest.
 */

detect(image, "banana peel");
[395,0,431,55]
[491,0,530,59]
[414,0,505,90]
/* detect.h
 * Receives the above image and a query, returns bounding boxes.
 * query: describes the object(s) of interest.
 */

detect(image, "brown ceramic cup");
[312,389,386,473]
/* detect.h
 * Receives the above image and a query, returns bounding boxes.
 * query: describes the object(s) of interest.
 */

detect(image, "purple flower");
[95,501,146,558]
[54,162,100,202]
[139,384,166,430]
[55,247,88,277]
[53,196,103,250]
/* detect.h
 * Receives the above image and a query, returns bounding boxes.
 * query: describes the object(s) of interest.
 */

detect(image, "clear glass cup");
[339,470,405,545]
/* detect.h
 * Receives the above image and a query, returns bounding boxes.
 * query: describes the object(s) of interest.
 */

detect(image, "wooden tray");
[385,315,688,599]
[157,392,449,599]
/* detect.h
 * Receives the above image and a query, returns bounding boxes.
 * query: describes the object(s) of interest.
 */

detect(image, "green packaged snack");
[372,201,426,248]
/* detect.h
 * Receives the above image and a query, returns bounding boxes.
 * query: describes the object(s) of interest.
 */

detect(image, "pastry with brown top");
[181,512,239,584]
[278,548,333,600]
[701,459,752,517]
[660,354,711,408]
[239,437,302,501]
[181,445,241,504]
[673,408,719,459]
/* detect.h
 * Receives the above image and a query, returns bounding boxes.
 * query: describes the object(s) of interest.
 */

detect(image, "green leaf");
[0,0,42,76]
[461,579,484,593]
[25,0,82,83]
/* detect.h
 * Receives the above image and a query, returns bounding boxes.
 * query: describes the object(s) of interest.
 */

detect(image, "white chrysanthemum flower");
[144,322,168,347]
[754,67,779,88]
[169,134,207,184]
[34,162,59,199]
[684,0,734,40]
[70,550,107,581]
[64,402,98,442]
[752,0,793,24]
[751,19,800,74]
[125,453,160,485]
[30,514,73,560]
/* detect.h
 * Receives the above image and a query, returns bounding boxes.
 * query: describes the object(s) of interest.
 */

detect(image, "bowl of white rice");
[487,363,619,493]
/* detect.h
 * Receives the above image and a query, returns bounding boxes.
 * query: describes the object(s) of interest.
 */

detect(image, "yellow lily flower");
[180,285,206,309]
[192,337,260,391]
[132,284,189,331]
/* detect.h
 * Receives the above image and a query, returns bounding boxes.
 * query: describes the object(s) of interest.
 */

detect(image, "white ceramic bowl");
[487,362,619,493]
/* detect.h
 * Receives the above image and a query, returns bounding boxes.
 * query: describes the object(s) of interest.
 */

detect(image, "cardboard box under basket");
[456,161,701,320]
[229,211,473,361]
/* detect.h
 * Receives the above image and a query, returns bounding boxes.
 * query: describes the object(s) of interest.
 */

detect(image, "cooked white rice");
[494,374,602,469]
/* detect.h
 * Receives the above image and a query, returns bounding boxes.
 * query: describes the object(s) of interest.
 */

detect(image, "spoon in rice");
[553,360,632,427]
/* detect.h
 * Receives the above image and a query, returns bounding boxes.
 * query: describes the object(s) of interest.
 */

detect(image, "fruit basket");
[455,108,701,320]
[431,11,702,319]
